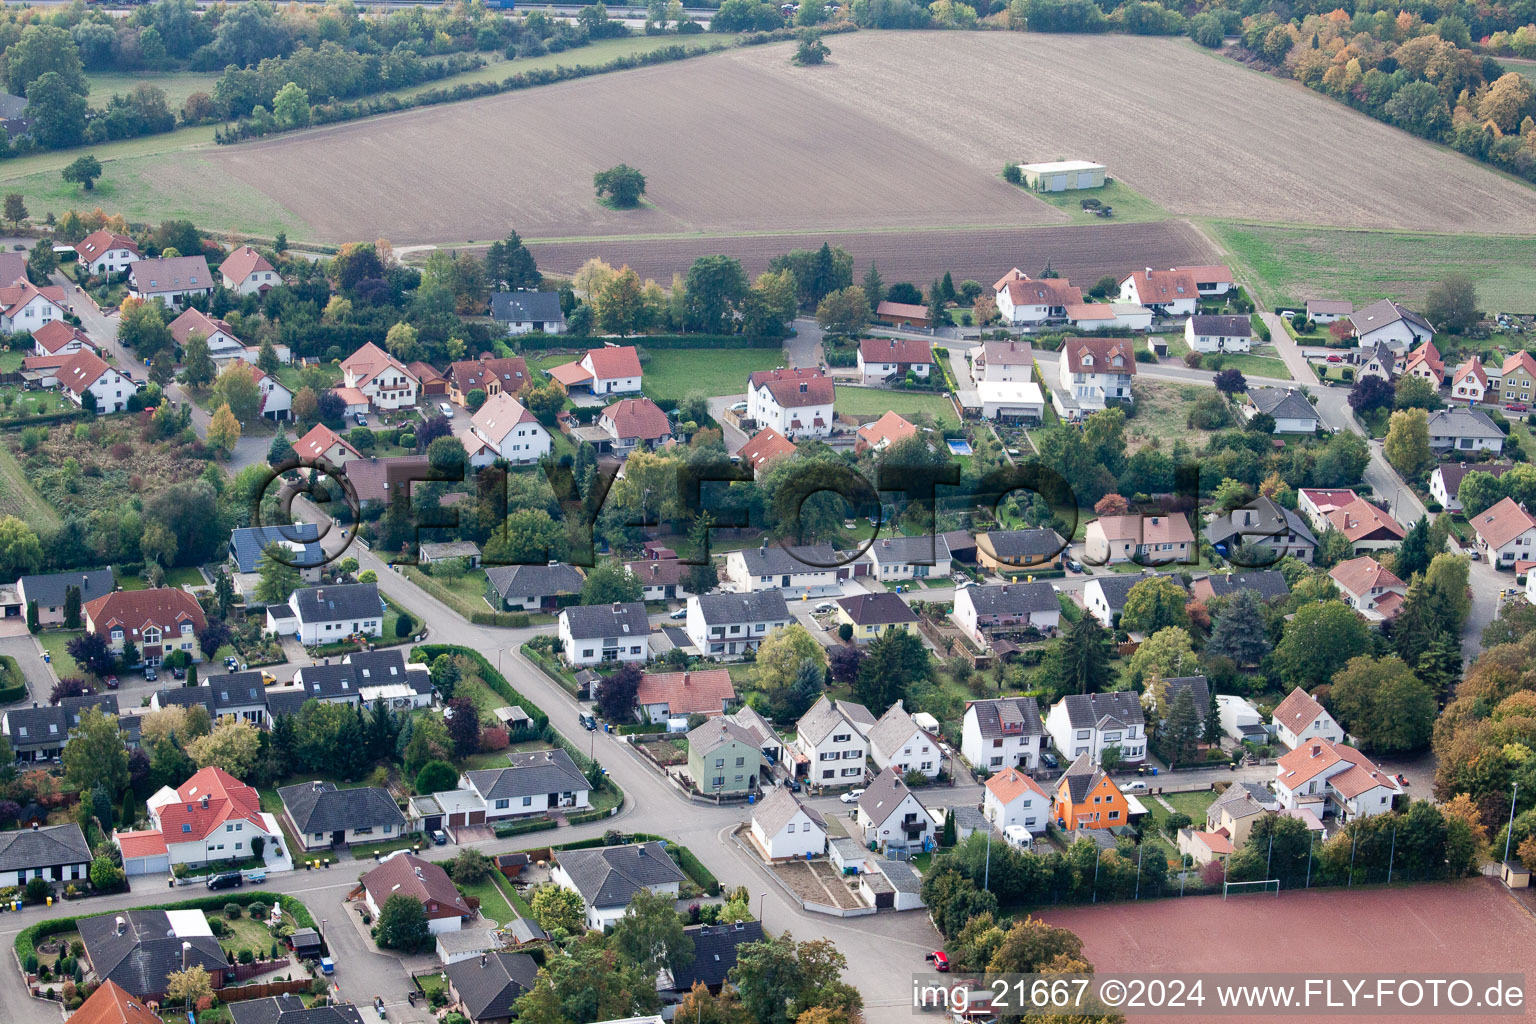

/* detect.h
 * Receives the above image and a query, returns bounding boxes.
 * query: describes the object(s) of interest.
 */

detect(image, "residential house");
[278,582,383,646]
[1084,513,1195,566]
[1176,827,1233,867]
[856,337,932,385]
[548,345,641,396]
[219,245,278,295]
[127,255,213,305]
[994,268,1082,326]
[349,649,434,710]
[1356,342,1398,382]
[1152,674,1210,732]
[1082,572,1184,628]
[1205,782,1278,848]
[0,822,91,885]
[1202,496,1317,563]
[854,410,916,454]
[1051,752,1131,831]
[78,910,229,1001]
[1057,336,1136,414]
[1329,555,1407,621]
[446,356,529,406]
[150,673,270,725]
[976,528,1067,572]
[636,667,737,724]
[465,392,549,464]
[1118,267,1198,316]
[460,749,590,821]
[793,696,875,787]
[58,351,133,412]
[230,999,364,1024]
[228,523,323,587]
[74,231,141,276]
[950,582,1060,647]
[1244,387,1319,433]
[726,705,785,767]
[685,591,791,658]
[278,780,406,850]
[485,563,584,612]
[444,952,540,1024]
[409,361,447,398]
[862,533,951,581]
[688,717,762,796]
[738,427,797,471]
[866,700,941,778]
[0,279,66,334]
[1321,497,1406,554]
[1181,264,1235,296]
[598,396,672,453]
[977,379,1046,422]
[835,591,918,643]
[2,695,118,762]
[625,557,696,601]
[1216,694,1267,747]
[1305,299,1352,323]
[749,787,825,860]
[84,588,206,666]
[1451,357,1488,404]
[1066,302,1153,333]
[340,342,420,410]
[30,319,96,358]
[978,340,1034,382]
[135,766,282,872]
[549,841,686,929]
[1274,739,1400,820]
[292,423,363,466]
[70,981,165,1024]
[490,291,566,335]
[1271,688,1346,750]
[557,602,651,667]
[1349,299,1432,353]
[1297,488,1361,530]
[1045,691,1146,764]
[855,767,932,852]
[361,852,472,934]
[16,568,113,627]
[724,541,841,596]
[1489,351,1536,405]
[961,696,1045,772]
[1430,461,1512,512]
[1401,340,1445,386]
[983,766,1049,834]
[1188,569,1291,605]
[418,541,481,568]
[873,300,929,328]
[169,308,247,365]
[1184,314,1252,353]
[746,367,834,439]
[1471,496,1536,567]
[251,366,293,421]
[1427,407,1505,455]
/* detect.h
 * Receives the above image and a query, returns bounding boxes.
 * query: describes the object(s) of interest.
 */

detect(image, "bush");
[225,903,242,919]
[25,878,50,903]
[399,433,416,449]
[238,949,255,964]
[395,611,415,638]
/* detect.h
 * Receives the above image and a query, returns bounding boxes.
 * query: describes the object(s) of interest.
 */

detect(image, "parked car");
[104,675,119,689]
[1508,402,1530,412]
[1325,354,1343,363]
[224,656,239,671]
[1003,825,1033,850]
[579,713,597,731]
[669,607,687,620]
[1066,559,1083,573]
[206,872,243,891]
[261,671,278,686]
[430,830,448,845]
[1040,752,1059,769]
[839,788,865,804]
[813,602,835,613]
[143,666,156,682]
[172,666,185,680]
[439,402,455,418]
[353,412,367,427]
[926,950,949,972]
[1123,780,1149,793]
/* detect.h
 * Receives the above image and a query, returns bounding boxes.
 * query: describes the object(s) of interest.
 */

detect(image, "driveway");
[0,634,48,703]
[786,318,825,369]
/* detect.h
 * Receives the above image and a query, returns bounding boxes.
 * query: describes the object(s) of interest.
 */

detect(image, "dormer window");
[1081,354,1093,366]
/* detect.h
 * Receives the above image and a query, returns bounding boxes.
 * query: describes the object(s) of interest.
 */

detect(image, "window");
[494,799,509,809]
[787,823,795,833]
[522,797,532,806]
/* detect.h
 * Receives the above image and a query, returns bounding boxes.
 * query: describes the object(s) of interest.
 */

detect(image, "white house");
[1329,555,1407,621]
[1217,694,1266,747]
[977,380,1045,423]
[557,602,651,667]
[219,246,279,296]
[1181,264,1234,297]
[169,308,246,364]
[550,842,685,930]
[1184,314,1252,353]
[490,291,566,335]
[1270,688,1346,751]
[139,766,283,871]
[1044,691,1146,765]
[1426,407,1505,455]
[1430,462,1511,512]
[1451,357,1488,404]
[961,696,1044,772]
[951,583,1061,647]
[1082,572,1183,629]
[746,367,834,439]
[749,786,827,860]
[994,268,1081,326]
[855,767,931,853]
[0,279,65,334]
[856,337,932,385]
[549,344,641,395]
[250,366,293,421]
[459,749,591,821]
[29,320,96,359]
[340,342,420,411]
[0,823,93,885]
[979,340,1034,382]
[467,392,550,463]
[1118,268,1198,317]
[724,541,841,596]
[982,766,1049,835]
[1305,299,1352,324]
[74,230,140,276]
[865,700,941,779]
[57,351,132,412]
[127,255,213,305]
[863,533,952,581]
[1245,387,1320,434]
[685,591,791,658]
[361,853,471,935]
[1057,336,1135,413]
[1273,739,1400,821]
[1350,299,1432,353]
[1470,496,1536,567]
[283,582,384,646]
[794,696,874,788]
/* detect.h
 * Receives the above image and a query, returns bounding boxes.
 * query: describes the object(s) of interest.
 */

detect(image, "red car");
[1325,355,1343,363]
[926,951,950,972]
[1507,402,1530,413]
[104,676,119,689]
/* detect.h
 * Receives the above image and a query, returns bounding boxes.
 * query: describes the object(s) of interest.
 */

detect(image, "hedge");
[14,892,314,964]
[415,644,549,733]
[1250,313,1271,343]
[2,408,87,429]
[0,655,26,704]
[492,818,559,839]
[514,333,785,353]
[669,844,720,896]
[616,722,672,736]
[471,610,531,627]
[566,806,616,826]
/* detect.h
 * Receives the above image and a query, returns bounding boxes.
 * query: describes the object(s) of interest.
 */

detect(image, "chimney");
[201,794,209,809]
[182,941,193,970]
[479,954,487,967]
[1310,743,1321,757]
[115,916,126,935]
[637,845,647,857]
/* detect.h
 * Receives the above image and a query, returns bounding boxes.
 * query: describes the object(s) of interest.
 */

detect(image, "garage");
[116,830,170,876]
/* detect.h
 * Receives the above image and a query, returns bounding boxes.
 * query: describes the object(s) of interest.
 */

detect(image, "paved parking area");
[0,634,48,704]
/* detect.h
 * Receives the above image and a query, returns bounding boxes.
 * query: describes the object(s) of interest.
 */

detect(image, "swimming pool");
[946,438,974,455]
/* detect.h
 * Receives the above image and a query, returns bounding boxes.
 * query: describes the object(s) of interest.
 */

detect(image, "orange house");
[1052,752,1131,831]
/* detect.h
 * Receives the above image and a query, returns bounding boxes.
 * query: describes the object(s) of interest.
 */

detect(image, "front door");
[548,793,558,809]
[331,830,345,847]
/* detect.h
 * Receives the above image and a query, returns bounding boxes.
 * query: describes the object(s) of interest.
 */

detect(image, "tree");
[384,322,419,362]
[1393,515,1434,580]
[853,630,929,713]
[375,892,432,952]
[732,937,853,1024]
[61,155,102,191]
[0,516,43,578]
[1348,375,1395,418]
[1120,576,1190,633]
[484,231,540,291]
[267,431,294,467]
[683,254,748,334]
[1394,374,1442,411]
[596,663,643,722]
[1328,654,1436,753]
[594,164,647,208]
[2,194,27,233]
[814,285,869,337]
[66,631,115,678]
[165,966,213,1008]
[530,884,586,935]
[272,81,310,127]
[26,72,88,149]
[1213,368,1247,394]
[1158,684,1203,766]
[792,30,830,64]
[186,718,261,779]
[206,404,241,457]
[414,759,458,794]
[1384,408,1433,479]
[595,266,649,336]
[755,624,827,701]
[1274,601,1371,690]
[986,916,1084,974]
[1205,588,1271,666]
[28,239,57,279]
[212,362,262,423]
[1425,274,1478,334]
[1385,79,1451,139]
[182,333,216,389]
[1128,626,1196,684]
[292,386,319,425]
[62,585,81,630]
[612,886,693,977]
[1049,615,1113,694]
[64,707,129,797]
[450,847,494,887]
[443,698,479,758]
[580,560,642,605]
[8,25,86,97]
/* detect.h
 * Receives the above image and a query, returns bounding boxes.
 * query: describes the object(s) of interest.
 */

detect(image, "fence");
[218,978,316,1003]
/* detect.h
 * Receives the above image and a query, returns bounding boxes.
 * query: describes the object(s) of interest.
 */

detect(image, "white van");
[1003,825,1032,850]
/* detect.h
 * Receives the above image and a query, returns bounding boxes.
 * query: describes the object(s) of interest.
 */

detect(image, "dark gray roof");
[0,823,90,872]
[291,583,382,624]
[1091,572,1182,612]
[688,716,761,757]
[966,696,1043,739]
[1056,691,1144,731]
[752,785,825,837]
[485,563,585,602]
[672,922,764,991]
[278,781,404,835]
[489,291,564,326]
[795,696,875,745]
[204,672,268,712]
[230,997,364,1024]
[554,841,686,909]
[865,533,951,565]
[445,951,539,1021]
[16,568,114,610]
[1203,497,1316,551]
[835,591,917,625]
[1352,298,1432,336]
[1188,314,1252,337]
[694,590,791,625]
[465,749,588,801]
[229,524,323,574]
[963,582,1059,616]
[1248,387,1317,422]
[77,910,229,998]
[876,857,922,893]
[560,601,651,639]
[264,689,313,717]
[941,530,977,559]
[1061,751,1108,805]
[5,694,118,747]
[1160,675,1210,724]
[979,528,1066,560]
[292,664,362,702]
[346,649,411,686]
[1194,570,1291,602]
[1436,461,1513,497]
[1427,407,1504,441]
[857,766,925,827]
[735,543,841,577]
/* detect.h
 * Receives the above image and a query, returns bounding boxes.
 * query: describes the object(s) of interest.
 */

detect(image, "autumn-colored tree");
[206,403,241,457]
[1093,493,1129,515]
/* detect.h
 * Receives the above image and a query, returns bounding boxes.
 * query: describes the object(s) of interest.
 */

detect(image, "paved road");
[0,634,50,704]
[786,318,824,370]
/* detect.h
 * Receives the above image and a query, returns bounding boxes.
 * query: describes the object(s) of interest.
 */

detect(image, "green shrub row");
[3,408,87,428]
[670,844,720,896]
[14,892,314,963]
[470,610,531,627]
[491,818,559,839]
[416,644,549,732]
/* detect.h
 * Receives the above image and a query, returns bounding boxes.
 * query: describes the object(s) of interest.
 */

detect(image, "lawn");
[835,387,958,428]
[1010,177,1169,225]
[216,913,281,959]
[453,869,517,926]
[1123,380,1219,453]
[37,629,81,679]
[119,567,205,590]
[0,350,23,372]
[1,386,74,419]
[87,71,221,109]
[0,441,60,528]
[275,364,342,391]
[641,347,784,403]
[403,566,494,620]
[1205,349,1291,380]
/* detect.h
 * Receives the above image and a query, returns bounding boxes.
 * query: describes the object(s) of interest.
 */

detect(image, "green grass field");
[641,347,783,403]
[87,71,221,109]
[835,387,958,428]
[1014,177,1170,225]
[38,629,81,679]
[1208,221,1536,313]
[0,442,60,527]
[0,350,24,372]
[452,868,517,925]
[1206,349,1292,380]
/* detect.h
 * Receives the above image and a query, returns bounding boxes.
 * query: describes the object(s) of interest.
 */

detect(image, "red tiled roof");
[155,766,266,842]
[1177,264,1233,284]
[995,268,1082,308]
[984,766,1047,805]
[1472,496,1536,549]
[875,300,929,321]
[470,392,538,446]
[220,245,275,285]
[1276,738,1398,797]
[855,410,917,450]
[0,279,65,318]
[31,319,95,354]
[1501,350,1536,380]
[362,853,471,921]
[1125,268,1199,304]
[1454,357,1488,388]
[602,396,671,442]
[1191,830,1233,855]
[84,588,206,643]
[448,356,528,395]
[635,669,737,717]
[625,558,688,586]
[69,980,163,1024]
[343,455,430,505]
[547,361,593,387]
[342,342,418,389]
[1328,555,1403,598]
[583,344,641,380]
[74,230,140,263]
[1062,336,1136,376]
[168,307,238,346]
[748,367,833,408]
[114,830,169,859]
[1090,514,1192,545]
[739,427,797,469]
[1271,688,1326,735]
[1324,498,1404,543]
[57,350,114,396]
[294,423,362,463]
[858,337,932,366]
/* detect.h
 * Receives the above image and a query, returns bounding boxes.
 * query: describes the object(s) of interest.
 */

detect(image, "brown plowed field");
[524,220,1217,286]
